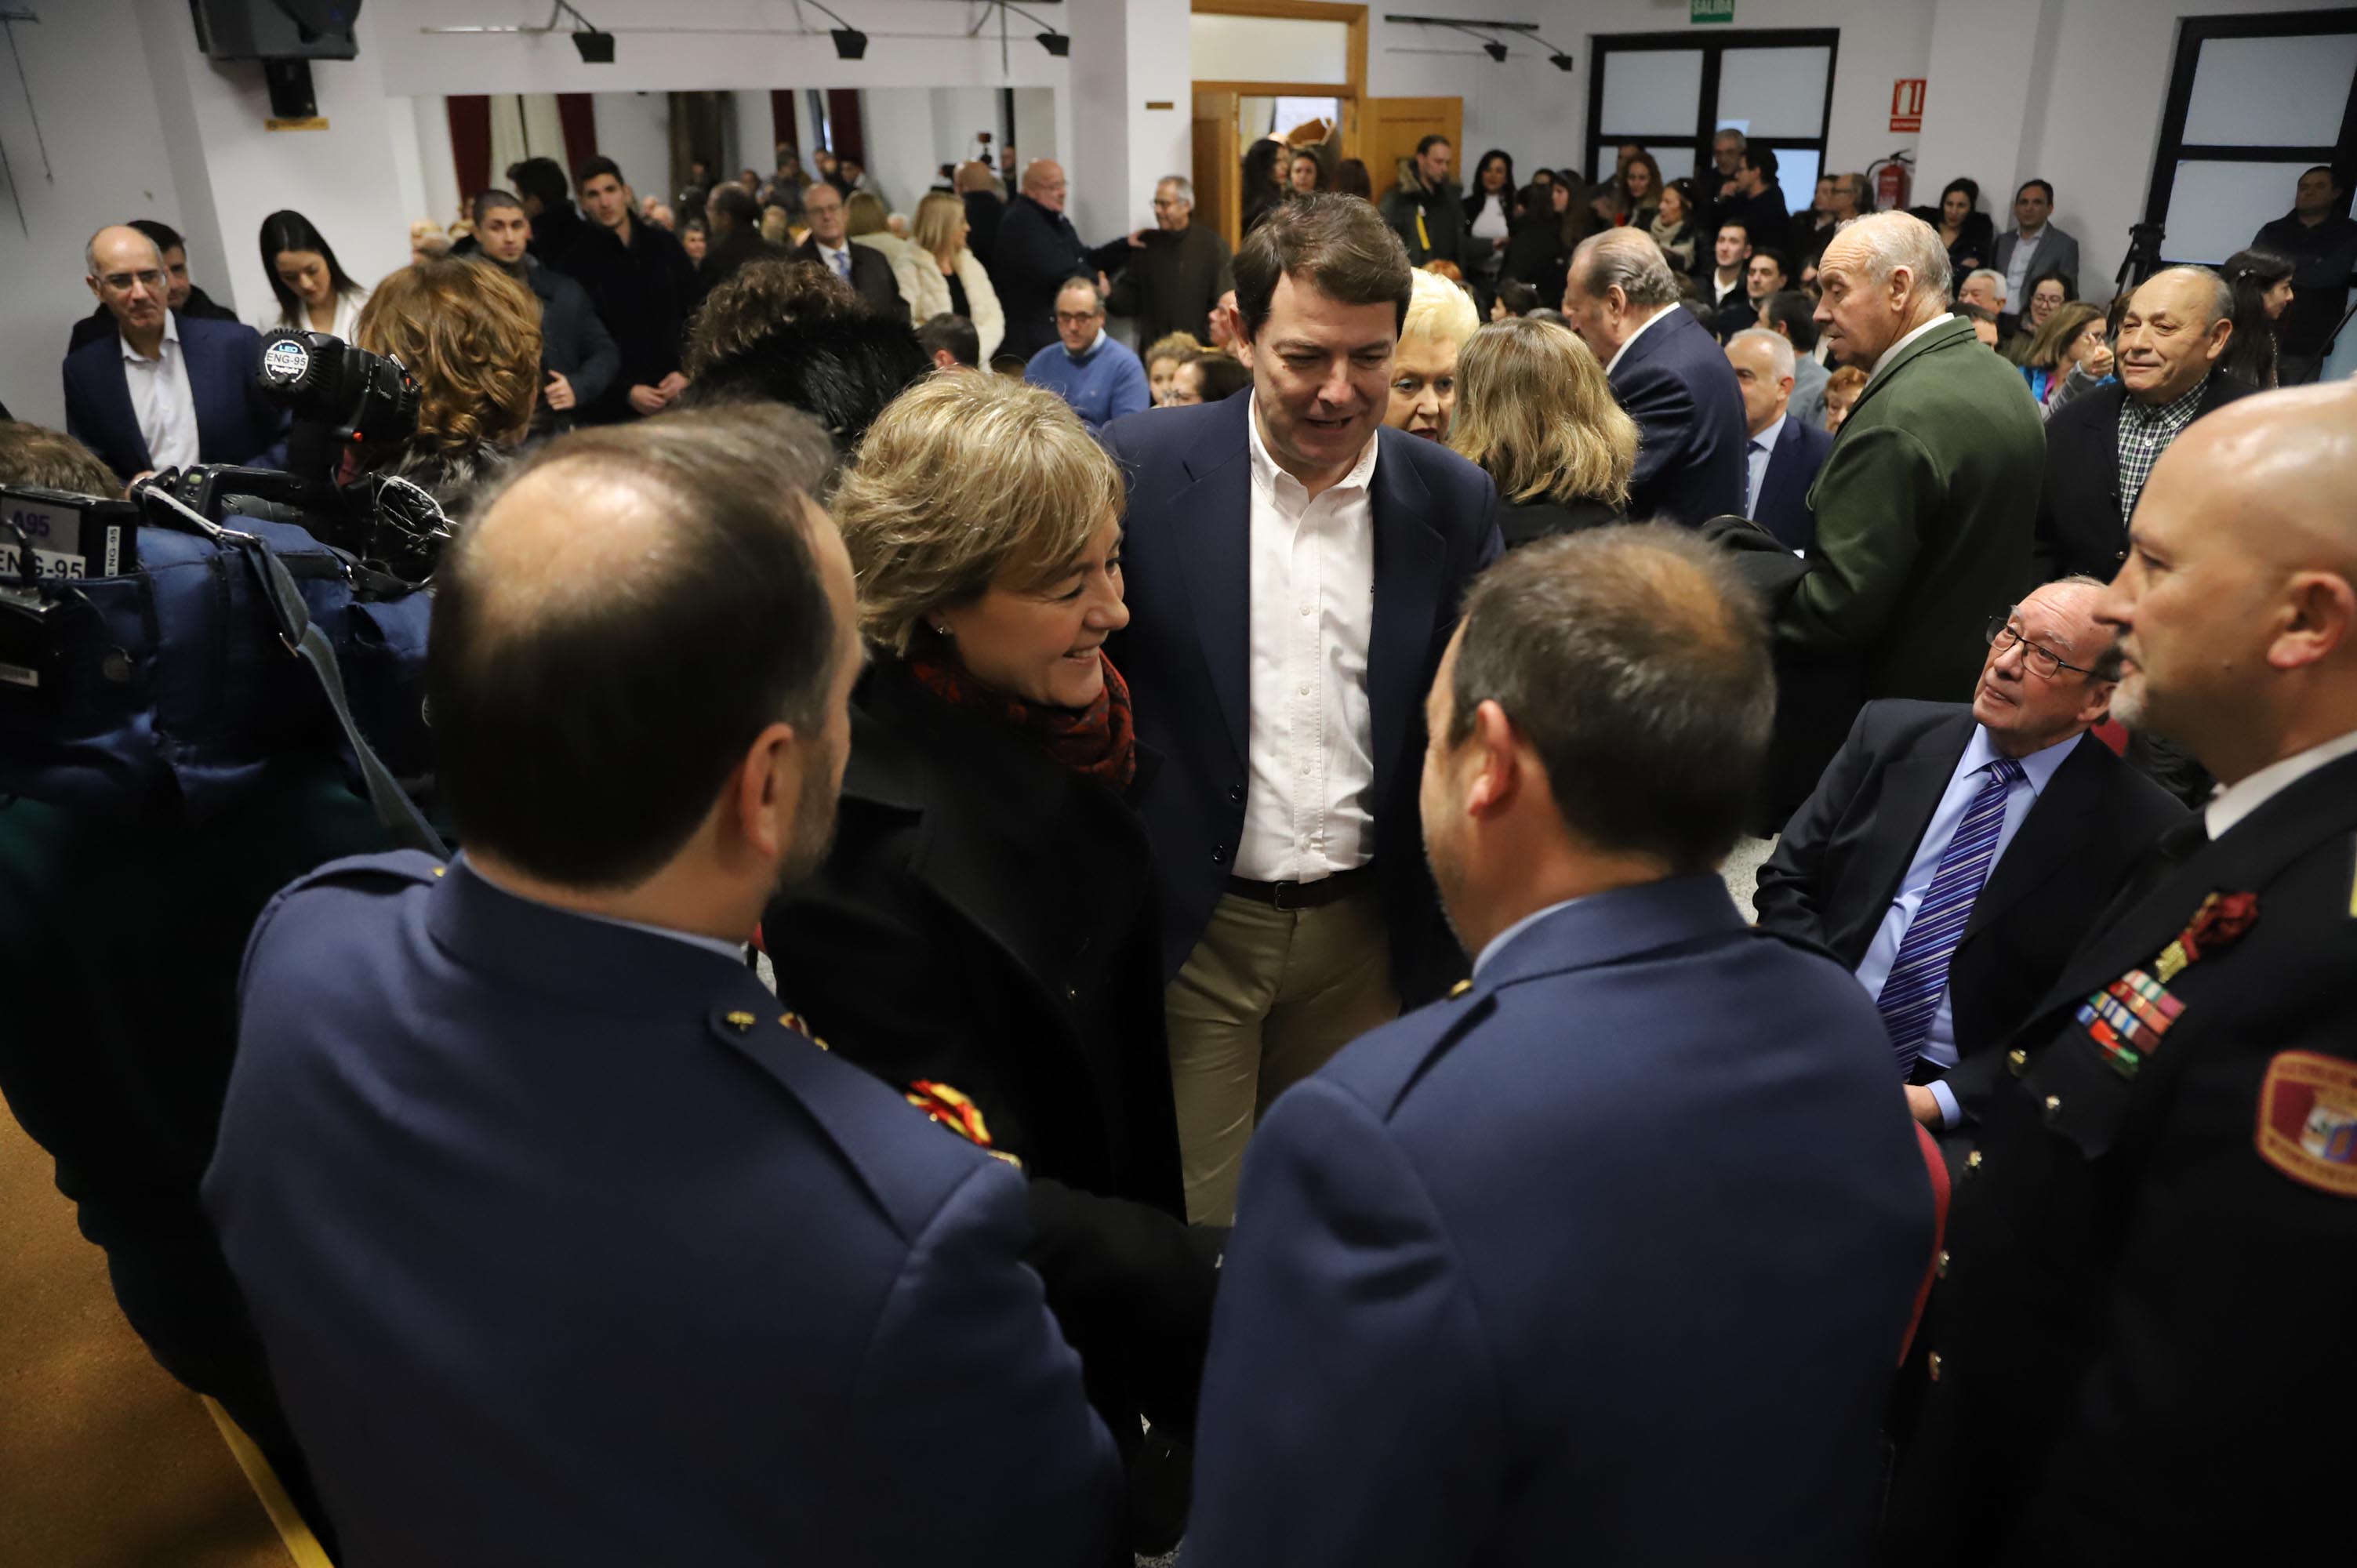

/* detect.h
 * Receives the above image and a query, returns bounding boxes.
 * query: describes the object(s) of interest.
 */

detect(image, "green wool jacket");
[1780,314,2046,702]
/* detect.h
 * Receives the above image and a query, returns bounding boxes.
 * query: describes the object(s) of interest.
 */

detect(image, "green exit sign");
[1693,0,1734,20]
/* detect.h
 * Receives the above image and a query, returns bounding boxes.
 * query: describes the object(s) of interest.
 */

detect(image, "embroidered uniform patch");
[2255,1051,2357,1197]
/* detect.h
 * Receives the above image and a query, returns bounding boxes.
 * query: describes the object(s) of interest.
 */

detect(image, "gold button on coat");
[1927,1352,1943,1382]
[2007,1048,2027,1075]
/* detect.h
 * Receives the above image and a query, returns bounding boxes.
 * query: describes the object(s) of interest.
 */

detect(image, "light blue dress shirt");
[1851,725,2079,1125]
[1473,895,1587,978]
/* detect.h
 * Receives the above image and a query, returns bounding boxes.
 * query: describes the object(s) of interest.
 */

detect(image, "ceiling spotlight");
[1482,38,1507,60]
[571,28,615,62]
[1548,52,1574,71]
[1036,30,1070,55]
[801,1,867,60]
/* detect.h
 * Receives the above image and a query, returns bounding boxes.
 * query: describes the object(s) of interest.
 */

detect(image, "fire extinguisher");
[1871,151,1914,212]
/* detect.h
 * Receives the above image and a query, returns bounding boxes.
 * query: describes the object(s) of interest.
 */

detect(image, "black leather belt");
[1225,863,1377,912]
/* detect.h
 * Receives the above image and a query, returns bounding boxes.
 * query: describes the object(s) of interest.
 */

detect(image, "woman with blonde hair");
[843,189,924,319]
[1448,317,1638,545]
[352,257,541,503]
[1144,330,1206,405]
[762,375,1210,1530]
[2017,299,2107,414]
[897,189,1007,363]
[1386,267,1480,441]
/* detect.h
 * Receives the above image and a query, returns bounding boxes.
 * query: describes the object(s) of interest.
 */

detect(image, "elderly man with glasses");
[1756,576,2186,1152]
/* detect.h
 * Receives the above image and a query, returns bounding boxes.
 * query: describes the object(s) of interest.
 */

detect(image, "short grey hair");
[1056,274,1106,312]
[1158,176,1195,207]
[2024,574,2123,679]
[84,224,164,281]
[1963,267,2009,304]
[1730,326,1796,383]
[1571,229,1682,310]
[1713,129,1749,151]
[2141,265,2235,328]
[1841,211,1952,303]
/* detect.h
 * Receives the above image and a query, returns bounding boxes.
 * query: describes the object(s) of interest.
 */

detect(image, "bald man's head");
[430,405,852,891]
[2097,381,2357,782]
[84,224,169,334]
[2118,267,2233,405]
[1022,159,1068,214]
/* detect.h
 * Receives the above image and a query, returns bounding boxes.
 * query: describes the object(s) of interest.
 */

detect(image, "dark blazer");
[560,218,698,419]
[1778,316,2043,704]
[1987,223,2082,296]
[70,286,236,352]
[1099,393,1502,1004]
[1755,701,2186,1116]
[61,315,286,477]
[764,663,1220,1443]
[993,195,1130,361]
[1885,750,2357,1565]
[2032,372,2257,583]
[1378,180,1467,267]
[963,191,1005,281]
[1752,412,1834,552]
[1912,208,1996,278]
[205,851,1122,1568]
[1498,492,1621,549]
[1607,305,1749,527]
[790,236,909,321]
[1188,877,1935,1567]
[521,261,619,435]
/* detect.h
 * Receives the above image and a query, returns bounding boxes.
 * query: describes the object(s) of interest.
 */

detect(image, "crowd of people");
[3,122,2356,1568]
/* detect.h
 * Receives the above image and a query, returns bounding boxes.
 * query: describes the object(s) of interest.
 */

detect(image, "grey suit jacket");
[1988,224,2081,296]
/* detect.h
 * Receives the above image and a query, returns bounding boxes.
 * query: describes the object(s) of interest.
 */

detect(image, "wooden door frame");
[1191,0,1367,155]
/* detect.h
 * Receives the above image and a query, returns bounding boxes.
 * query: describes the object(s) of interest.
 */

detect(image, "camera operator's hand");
[627,383,670,416]
[543,372,576,412]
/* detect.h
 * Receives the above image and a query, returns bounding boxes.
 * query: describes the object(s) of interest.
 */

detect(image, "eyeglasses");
[100,270,163,292]
[1055,310,1101,325]
[1985,610,2097,681]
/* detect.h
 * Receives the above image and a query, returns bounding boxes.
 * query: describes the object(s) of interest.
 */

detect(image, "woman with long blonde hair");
[898,190,1007,363]
[1449,317,1637,546]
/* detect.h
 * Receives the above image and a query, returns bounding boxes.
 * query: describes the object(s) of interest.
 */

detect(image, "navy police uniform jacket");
[203,852,1121,1568]
[1883,749,2357,1565]
[1186,876,1936,1566]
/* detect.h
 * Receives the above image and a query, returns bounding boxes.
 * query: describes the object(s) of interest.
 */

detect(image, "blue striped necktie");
[1876,756,2027,1076]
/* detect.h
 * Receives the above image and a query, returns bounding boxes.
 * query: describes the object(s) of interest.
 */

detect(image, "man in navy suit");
[1562,227,1748,526]
[1728,326,1834,551]
[1186,528,1935,1566]
[204,406,1120,1567]
[1101,193,1500,1227]
[62,225,283,481]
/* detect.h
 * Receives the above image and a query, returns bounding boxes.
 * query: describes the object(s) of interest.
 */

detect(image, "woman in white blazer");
[254,209,372,342]
[899,191,1006,364]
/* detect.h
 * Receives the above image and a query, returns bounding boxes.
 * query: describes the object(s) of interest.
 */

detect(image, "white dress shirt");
[2003,226,2046,304]
[2205,728,2357,841]
[1852,724,2081,1126]
[120,311,202,473]
[256,286,370,345]
[1603,303,1678,378]
[1744,412,1787,517]
[1235,397,1379,884]
[815,241,855,281]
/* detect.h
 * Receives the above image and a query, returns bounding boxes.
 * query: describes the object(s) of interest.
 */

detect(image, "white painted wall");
[592,92,675,205]
[861,88,943,220]
[0,0,188,428]
[1918,0,2355,294]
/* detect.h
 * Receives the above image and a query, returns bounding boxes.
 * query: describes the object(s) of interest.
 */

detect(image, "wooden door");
[1363,96,1462,205]
[1193,90,1242,252]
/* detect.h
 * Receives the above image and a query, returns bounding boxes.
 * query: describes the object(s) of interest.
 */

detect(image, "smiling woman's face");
[933,516,1130,708]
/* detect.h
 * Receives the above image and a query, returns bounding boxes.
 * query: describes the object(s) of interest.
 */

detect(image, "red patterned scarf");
[907,646,1139,791]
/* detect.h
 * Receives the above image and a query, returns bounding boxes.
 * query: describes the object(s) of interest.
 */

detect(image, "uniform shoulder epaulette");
[906,1080,1023,1169]
[278,849,447,898]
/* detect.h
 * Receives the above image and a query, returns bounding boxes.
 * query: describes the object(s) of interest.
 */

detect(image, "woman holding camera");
[350,259,541,505]
[763,373,1214,1554]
